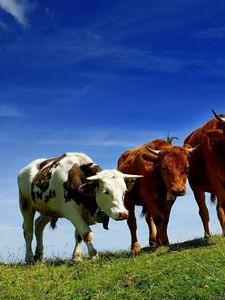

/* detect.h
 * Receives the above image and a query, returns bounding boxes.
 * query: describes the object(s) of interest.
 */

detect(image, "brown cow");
[184,110,225,237]
[118,138,198,252]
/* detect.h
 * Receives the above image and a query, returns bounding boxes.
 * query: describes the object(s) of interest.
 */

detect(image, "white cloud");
[0,0,32,27]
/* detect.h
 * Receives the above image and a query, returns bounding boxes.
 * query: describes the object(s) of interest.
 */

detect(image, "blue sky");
[0,0,224,261]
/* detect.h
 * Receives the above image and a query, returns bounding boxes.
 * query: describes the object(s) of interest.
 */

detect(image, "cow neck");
[64,163,102,216]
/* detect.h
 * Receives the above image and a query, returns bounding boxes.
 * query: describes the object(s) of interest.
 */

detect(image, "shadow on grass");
[10,236,220,267]
[140,237,214,257]
[169,237,213,251]
[42,238,215,266]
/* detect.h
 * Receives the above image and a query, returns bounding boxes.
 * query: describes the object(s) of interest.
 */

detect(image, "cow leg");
[19,194,35,264]
[156,223,169,246]
[192,188,210,237]
[61,203,97,258]
[152,214,169,246]
[72,229,83,260]
[126,203,140,253]
[216,195,225,236]
[34,215,51,261]
[145,213,156,246]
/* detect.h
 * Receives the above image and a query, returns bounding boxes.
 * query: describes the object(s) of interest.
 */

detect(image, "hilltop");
[0,236,224,299]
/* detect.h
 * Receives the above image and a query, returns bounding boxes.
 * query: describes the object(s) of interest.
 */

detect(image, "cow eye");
[104,190,110,195]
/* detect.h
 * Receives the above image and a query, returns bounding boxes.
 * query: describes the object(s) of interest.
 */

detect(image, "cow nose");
[171,188,185,197]
[118,211,129,220]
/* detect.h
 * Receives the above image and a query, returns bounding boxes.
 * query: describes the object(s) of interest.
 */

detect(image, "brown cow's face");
[158,147,190,201]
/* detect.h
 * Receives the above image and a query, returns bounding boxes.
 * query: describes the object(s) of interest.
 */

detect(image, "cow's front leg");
[62,203,97,258]
[154,216,169,246]
[145,213,156,246]
[34,215,51,261]
[126,203,140,253]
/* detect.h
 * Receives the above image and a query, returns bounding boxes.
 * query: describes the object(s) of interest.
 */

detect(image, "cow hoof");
[34,254,43,262]
[204,233,211,239]
[74,255,83,262]
[88,247,98,258]
[25,259,35,265]
[131,242,141,254]
[149,241,157,248]
[92,254,99,260]
[25,254,35,265]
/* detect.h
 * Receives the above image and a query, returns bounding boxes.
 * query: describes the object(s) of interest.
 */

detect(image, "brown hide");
[184,113,225,237]
[118,139,191,251]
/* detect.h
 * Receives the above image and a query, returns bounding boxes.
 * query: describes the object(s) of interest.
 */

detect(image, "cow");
[184,110,225,237]
[18,152,142,263]
[118,139,198,252]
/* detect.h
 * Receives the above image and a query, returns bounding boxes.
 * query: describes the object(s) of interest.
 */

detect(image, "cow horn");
[187,144,200,153]
[211,109,225,123]
[123,174,144,179]
[87,174,100,181]
[146,146,160,156]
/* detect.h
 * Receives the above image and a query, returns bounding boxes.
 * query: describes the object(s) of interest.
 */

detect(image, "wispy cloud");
[0,105,25,117]
[0,0,32,27]
[16,27,186,74]
[36,128,168,148]
[196,25,225,39]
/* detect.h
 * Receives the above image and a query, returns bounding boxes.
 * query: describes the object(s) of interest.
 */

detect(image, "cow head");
[207,109,225,141]
[146,145,199,201]
[79,170,143,220]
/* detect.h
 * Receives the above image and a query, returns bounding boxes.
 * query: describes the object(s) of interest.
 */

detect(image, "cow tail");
[210,192,216,204]
[50,217,58,229]
[141,206,147,218]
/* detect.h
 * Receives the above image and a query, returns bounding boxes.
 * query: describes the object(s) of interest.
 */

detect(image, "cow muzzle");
[114,211,129,221]
[171,188,186,197]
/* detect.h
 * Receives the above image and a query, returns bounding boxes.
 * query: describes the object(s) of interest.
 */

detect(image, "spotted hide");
[18,152,142,263]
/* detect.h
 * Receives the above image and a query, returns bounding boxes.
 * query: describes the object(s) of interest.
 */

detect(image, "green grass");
[0,236,224,299]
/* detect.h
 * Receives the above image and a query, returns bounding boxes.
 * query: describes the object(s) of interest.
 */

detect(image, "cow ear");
[142,152,158,162]
[125,178,138,192]
[78,181,98,197]
[206,129,224,140]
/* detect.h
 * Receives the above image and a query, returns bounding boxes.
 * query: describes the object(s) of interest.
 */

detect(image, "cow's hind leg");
[34,215,51,261]
[192,188,210,237]
[72,229,83,260]
[19,194,35,264]
[216,195,225,236]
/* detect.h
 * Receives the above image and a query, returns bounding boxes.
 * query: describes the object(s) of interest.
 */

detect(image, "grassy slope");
[0,236,224,300]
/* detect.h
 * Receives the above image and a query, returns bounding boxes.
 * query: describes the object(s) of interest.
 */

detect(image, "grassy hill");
[0,236,224,299]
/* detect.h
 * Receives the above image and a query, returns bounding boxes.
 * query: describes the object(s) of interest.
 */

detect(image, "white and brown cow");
[18,152,141,263]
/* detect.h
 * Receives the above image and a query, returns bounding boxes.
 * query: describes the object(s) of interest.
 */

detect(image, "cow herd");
[17,110,225,263]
